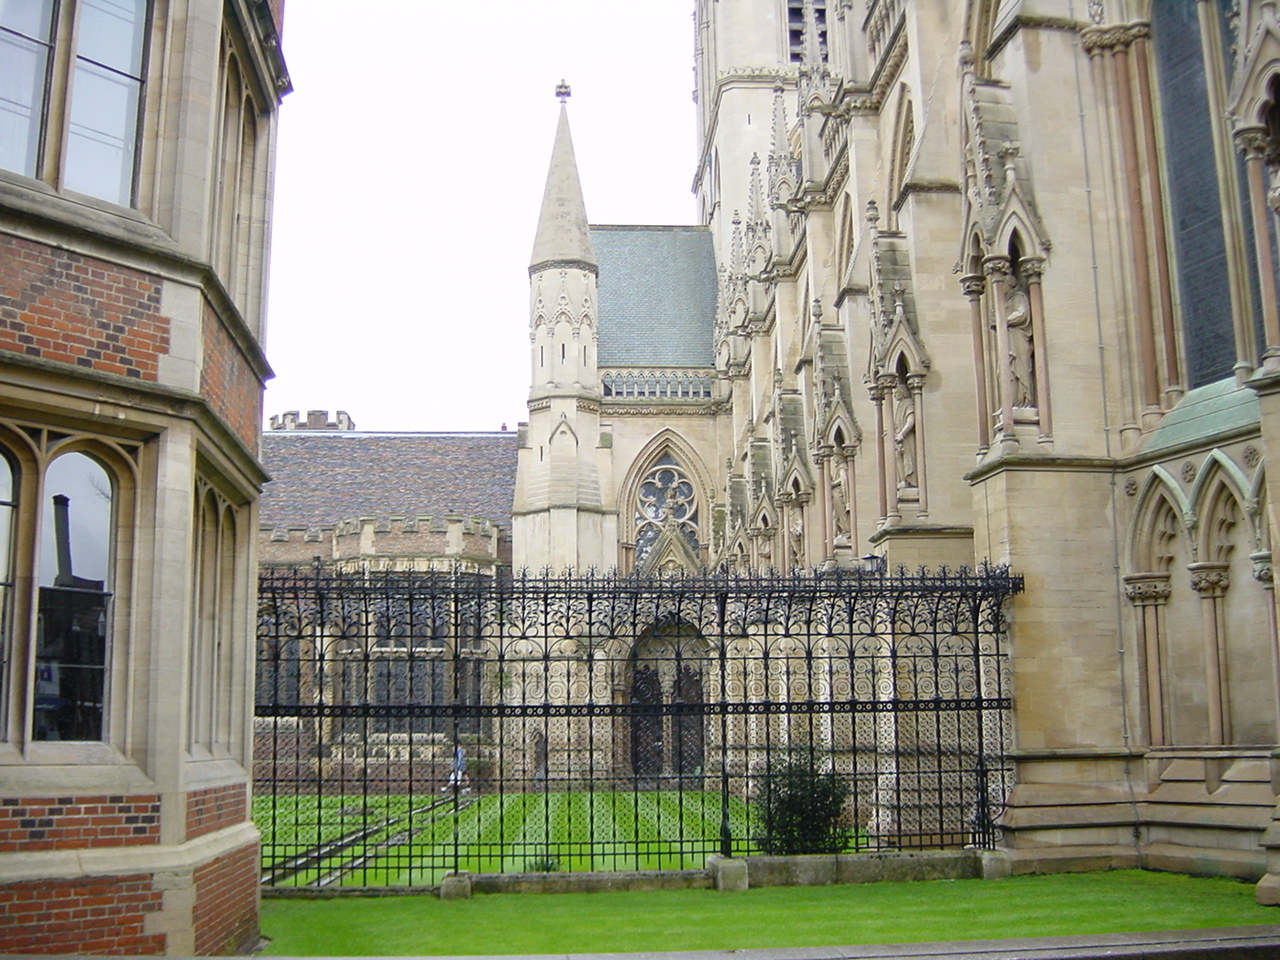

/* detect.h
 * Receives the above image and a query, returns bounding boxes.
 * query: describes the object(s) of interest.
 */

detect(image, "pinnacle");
[530,101,597,275]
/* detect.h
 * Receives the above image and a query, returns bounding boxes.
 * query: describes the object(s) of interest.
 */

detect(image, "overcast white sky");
[262,1,700,433]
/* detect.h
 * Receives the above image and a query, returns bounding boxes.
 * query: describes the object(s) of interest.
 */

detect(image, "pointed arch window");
[635,454,700,565]
[34,452,114,741]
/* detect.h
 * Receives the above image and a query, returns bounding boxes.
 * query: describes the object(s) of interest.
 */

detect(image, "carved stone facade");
[506,0,1280,902]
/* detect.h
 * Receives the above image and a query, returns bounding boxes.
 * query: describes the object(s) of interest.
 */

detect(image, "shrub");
[757,758,851,855]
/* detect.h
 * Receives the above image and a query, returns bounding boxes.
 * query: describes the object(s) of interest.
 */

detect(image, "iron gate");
[254,565,1021,887]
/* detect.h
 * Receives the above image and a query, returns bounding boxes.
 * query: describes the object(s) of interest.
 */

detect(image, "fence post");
[717,591,732,858]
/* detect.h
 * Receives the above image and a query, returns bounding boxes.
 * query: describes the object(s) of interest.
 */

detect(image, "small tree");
[757,757,852,855]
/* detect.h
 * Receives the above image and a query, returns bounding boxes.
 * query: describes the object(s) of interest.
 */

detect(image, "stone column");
[1123,574,1171,747]
[961,273,990,453]
[871,380,889,524]
[983,256,1017,448]
[777,494,793,571]
[1131,25,1182,401]
[816,448,832,558]
[1253,551,1280,740]
[1236,127,1280,365]
[880,373,902,521]
[1189,562,1231,745]
[1112,31,1162,411]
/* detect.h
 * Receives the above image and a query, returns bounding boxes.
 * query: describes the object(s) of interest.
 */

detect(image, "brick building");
[0,0,288,953]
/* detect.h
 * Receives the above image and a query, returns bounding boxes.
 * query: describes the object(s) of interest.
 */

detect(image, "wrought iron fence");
[254,565,1020,888]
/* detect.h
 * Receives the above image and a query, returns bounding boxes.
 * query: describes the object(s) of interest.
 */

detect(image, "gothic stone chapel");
[257,0,1280,909]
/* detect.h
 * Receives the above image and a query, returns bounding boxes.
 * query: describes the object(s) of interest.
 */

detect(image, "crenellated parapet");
[260,514,510,572]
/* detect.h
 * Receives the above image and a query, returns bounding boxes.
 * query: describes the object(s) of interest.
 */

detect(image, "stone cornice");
[965,454,1120,484]
[529,258,599,278]
[601,400,726,417]
[0,348,269,489]
[893,179,963,211]
[989,15,1090,61]
[1080,22,1151,55]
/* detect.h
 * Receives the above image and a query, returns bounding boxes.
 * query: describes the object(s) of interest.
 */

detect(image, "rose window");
[635,455,700,563]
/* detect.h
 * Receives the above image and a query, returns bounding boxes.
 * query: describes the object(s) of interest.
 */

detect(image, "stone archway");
[628,622,708,788]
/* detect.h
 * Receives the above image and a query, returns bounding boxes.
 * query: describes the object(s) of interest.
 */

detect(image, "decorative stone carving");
[1189,563,1230,597]
[1181,460,1197,483]
[1005,273,1035,407]
[1124,476,1139,497]
[1123,575,1171,605]
[892,381,917,489]
[1252,551,1274,586]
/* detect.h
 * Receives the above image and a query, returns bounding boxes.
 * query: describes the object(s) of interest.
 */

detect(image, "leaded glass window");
[634,454,700,564]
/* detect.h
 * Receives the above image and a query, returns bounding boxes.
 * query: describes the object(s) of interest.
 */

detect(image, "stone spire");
[530,87,597,276]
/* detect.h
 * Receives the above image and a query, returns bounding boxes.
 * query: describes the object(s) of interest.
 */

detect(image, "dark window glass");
[34,452,113,742]
[0,0,55,178]
[1152,0,1236,387]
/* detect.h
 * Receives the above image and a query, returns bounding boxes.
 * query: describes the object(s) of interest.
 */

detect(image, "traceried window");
[0,0,150,206]
[634,454,700,564]
[34,452,114,741]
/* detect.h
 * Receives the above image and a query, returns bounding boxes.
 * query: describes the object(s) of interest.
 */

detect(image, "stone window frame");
[633,453,703,568]
[0,428,136,754]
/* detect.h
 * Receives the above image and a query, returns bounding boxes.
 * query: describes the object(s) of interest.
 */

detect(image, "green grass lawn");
[256,790,774,886]
[259,869,1280,956]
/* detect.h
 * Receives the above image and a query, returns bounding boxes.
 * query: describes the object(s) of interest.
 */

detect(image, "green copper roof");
[1143,377,1260,453]
[593,226,717,368]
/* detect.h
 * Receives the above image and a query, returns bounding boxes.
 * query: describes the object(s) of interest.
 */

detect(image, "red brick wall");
[186,783,248,840]
[193,843,259,955]
[201,302,263,449]
[0,795,160,852]
[0,234,169,380]
[0,874,165,955]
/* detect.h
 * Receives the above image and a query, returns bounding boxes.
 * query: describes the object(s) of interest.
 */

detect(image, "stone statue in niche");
[832,468,851,537]
[893,382,917,488]
[1005,274,1035,408]
[788,513,804,566]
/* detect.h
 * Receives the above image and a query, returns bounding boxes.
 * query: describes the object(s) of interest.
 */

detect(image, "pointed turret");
[514,85,614,573]
[530,98,597,276]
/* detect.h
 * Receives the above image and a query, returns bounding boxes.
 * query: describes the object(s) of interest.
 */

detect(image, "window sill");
[0,169,187,268]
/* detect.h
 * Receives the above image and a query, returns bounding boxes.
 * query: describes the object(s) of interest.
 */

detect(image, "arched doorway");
[629,622,707,788]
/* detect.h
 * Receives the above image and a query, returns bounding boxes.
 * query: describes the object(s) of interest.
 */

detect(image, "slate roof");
[592,225,717,367]
[259,432,519,528]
